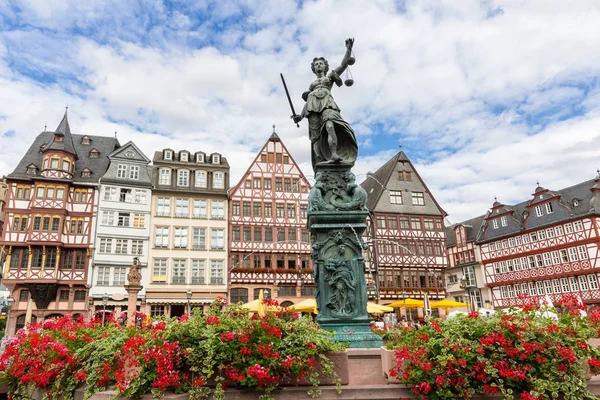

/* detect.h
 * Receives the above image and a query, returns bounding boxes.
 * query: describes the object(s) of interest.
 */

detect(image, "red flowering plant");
[166,297,346,400]
[388,294,600,400]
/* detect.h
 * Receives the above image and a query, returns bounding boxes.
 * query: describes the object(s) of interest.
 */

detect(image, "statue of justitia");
[290,38,358,172]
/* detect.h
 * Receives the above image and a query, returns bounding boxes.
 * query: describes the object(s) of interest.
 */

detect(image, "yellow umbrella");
[386,298,424,308]
[289,298,318,313]
[367,302,394,314]
[257,290,265,317]
[431,299,468,309]
[241,299,280,313]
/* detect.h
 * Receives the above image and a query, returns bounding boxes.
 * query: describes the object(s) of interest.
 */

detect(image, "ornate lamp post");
[3,295,14,339]
[186,290,192,316]
[102,293,109,325]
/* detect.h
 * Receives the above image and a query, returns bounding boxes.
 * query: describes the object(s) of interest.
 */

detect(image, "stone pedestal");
[308,163,382,348]
[124,285,142,327]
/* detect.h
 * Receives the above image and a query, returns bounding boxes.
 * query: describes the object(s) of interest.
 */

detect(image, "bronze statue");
[284,38,358,172]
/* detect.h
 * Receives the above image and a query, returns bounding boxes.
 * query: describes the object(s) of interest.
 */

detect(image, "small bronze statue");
[282,38,358,172]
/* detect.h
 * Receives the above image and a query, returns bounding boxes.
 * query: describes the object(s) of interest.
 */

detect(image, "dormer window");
[180,152,189,162]
[212,155,220,164]
[89,149,99,158]
[196,153,204,163]
[164,151,173,160]
[55,135,64,143]
[81,168,91,178]
[81,136,91,145]
[26,165,37,175]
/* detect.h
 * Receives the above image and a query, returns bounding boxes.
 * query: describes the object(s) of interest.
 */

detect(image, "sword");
[280,73,299,128]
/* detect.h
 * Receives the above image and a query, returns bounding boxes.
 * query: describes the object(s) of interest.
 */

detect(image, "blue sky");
[1,0,600,222]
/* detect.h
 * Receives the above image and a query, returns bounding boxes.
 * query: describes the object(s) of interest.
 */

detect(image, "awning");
[145,298,215,305]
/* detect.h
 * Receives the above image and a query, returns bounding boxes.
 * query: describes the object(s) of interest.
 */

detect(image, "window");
[253,178,261,189]
[42,217,50,231]
[555,225,564,236]
[51,217,60,232]
[180,152,188,162]
[59,290,70,302]
[55,188,65,199]
[232,201,240,216]
[551,251,560,265]
[115,188,130,204]
[493,219,499,229]
[212,155,220,164]
[115,239,128,254]
[89,149,99,158]
[288,228,297,242]
[193,199,207,218]
[561,278,570,292]
[264,203,272,218]
[97,266,110,286]
[164,151,172,160]
[156,197,171,217]
[388,190,403,204]
[276,204,285,218]
[287,204,296,218]
[277,228,285,242]
[175,198,189,218]
[172,260,186,284]
[45,247,57,269]
[423,218,434,231]
[159,169,171,185]
[74,290,86,302]
[545,202,553,214]
[129,165,140,180]
[411,192,425,206]
[210,260,224,284]
[213,172,224,189]
[211,200,225,219]
[275,178,283,191]
[117,164,127,179]
[578,246,588,260]
[151,305,165,316]
[545,280,553,294]
[546,228,554,238]
[568,247,578,262]
[589,274,599,290]
[174,228,188,249]
[178,170,189,186]
[152,259,168,282]
[411,218,422,230]
[254,227,262,242]
[569,276,579,291]
[104,186,116,201]
[463,266,476,287]
[99,238,112,253]
[253,203,262,217]
[196,153,205,163]
[500,216,507,227]
[388,216,398,230]
[300,205,308,219]
[193,228,206,250]
[264,228,273,242]
[553,279,561,293]
[114,267,127,286]
[530,232,537,242]
[565,223,573,234]
[134,189,147,204]
[232,226,240,241]
[243,202,251,217]
[242,227,251,242]
[399,217,409,229]
[81,169,91,178]
[560,249,569,263]
[117,212,130,227]
[573,221,583,232]
[284,178,291,192]
[231,288,248,303]
[51,158,59,169]
[580,275,589,291]
[47,187,55,198]
[192,260,206,284]
[131,240,144,255]
[211,229,224,250]
[535,205,543,217]
[543,253,552,266]
[193,170,207,188]
[155,227,169,248]
[264,179,271,190]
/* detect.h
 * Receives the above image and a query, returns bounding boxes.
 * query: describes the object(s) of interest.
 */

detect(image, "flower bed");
[387,294,600,399]
[0,298,346,400]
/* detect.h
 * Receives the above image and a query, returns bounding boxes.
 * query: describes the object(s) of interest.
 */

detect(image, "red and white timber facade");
[445,216,492,311]
[228,131,312,306]
[361,151,448,317]
[0,112,119,334]
[479,180,600,309]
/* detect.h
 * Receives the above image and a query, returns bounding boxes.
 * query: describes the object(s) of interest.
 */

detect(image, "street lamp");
[186,290,192,315]
[3,295,14,339]
[102,293,109,325]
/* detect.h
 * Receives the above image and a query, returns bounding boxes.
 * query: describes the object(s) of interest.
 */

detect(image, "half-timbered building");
[90,141,152,316]
[445,215,492,310]
[228,131,312,307]
[146,148,229,317]
[0,179,7,238]
[0,112,119,334]
[361,151,448,317]
[480,179,600,309]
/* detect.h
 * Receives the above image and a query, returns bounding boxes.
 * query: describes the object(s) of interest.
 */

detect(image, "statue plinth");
[309,163,382,348]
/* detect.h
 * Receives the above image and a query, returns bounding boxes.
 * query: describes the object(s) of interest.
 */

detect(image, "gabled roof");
[42,112,77,156]
[7,113,120,184]
[446,214,486,248]
[360,151,447,217]
[107,141,151,163]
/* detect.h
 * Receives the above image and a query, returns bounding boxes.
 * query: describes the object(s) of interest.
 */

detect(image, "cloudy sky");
[1,0,599,222]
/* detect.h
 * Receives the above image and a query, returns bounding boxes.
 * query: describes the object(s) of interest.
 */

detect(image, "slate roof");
[446,214,486,248]
[360,151,447,217]
[460,178,600,244]
[7,115,120,184]
[43,112,77,156]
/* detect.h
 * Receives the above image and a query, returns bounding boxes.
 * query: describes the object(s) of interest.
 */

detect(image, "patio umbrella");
[290,298,318,313]
[430,299,468,309]
[367,302,394,314]
[257,290,265,317]
[386,298,424,308]
[240,299,280,313]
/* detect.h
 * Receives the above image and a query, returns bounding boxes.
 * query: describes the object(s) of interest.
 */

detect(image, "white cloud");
[1,0,600,223]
